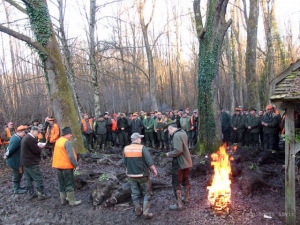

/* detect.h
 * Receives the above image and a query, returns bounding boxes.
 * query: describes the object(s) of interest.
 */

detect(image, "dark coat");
[117,117,129,132]
[6,134,22,170]
[245,115,260,133]
[231,114,245,133]
[20,133,41,166]
[130,119,143,134]
[95,120,107,135]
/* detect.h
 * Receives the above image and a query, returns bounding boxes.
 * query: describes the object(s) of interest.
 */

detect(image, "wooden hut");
[269,59,300,225]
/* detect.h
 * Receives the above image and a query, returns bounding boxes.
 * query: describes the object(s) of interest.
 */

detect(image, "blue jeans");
[128,176,151,202]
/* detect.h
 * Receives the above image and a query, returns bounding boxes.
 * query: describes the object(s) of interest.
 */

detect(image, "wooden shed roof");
[269,59,300,102]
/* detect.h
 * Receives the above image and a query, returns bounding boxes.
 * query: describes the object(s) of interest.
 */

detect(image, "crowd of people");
[80,108,198,152]
[221,105,300,151]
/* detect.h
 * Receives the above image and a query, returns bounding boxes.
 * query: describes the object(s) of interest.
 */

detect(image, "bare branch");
[0,24,46,54]
[4,0,27,14]
[193,0,203,38]
[145,0,156,28]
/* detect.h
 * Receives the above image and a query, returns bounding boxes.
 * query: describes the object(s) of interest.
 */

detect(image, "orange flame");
[207,145,231,211]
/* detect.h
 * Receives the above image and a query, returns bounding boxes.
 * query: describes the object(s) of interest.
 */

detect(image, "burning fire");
[207,145,231,212]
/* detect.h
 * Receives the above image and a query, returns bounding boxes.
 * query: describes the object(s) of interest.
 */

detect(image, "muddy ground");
[0,147,300,225]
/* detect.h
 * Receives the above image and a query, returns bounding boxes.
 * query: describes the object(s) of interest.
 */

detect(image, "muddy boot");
[13,182,27,194]
[159,142,162,149]
[182,185,191,204]
[143,201,153,219]
[169,190,184,211]
[102,144,105,151]
[133,201,142,216]
[27,186,37,200]
[37,186,51,200]
[67,191,81,206]
[60,192,68,205]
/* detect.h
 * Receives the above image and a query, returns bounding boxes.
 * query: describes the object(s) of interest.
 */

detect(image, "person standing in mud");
[123,132,158,219]
[52,127,81,206]
[164,119,192,211]
[4,125,28,194]
[21,126,51,200]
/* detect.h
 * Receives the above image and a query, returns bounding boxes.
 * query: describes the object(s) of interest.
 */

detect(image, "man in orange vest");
[45,117,60,158]
[52,127,81,206]
[2,122,15,150]
[81,113,94,151]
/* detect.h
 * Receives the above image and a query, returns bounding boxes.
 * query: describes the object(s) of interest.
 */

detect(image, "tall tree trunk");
[244,0,260,109]
[193,0,232,153]
[0,0,85,152]
[135,0,158,111]
[89,0,101,117]
[57,0,83,117]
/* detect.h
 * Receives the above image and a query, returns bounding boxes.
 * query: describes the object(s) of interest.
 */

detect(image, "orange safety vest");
[81,119,93,132]
[46,123,60,143]
[111,118,117,131]
[52,137,77,169]
[4,128,12,144]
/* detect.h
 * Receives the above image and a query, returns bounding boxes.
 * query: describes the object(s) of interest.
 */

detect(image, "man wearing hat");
[130,113,143,135]
[164,119,192,211]
[52,127,81,206]
[94,114,108,151]
[261,105,279,151]
[4,125,28,194]
[45,116,60,157]
[230,107,245,146]
[245,108,260,150]
[142,113,155,148]
[123,133,157,219]
[21,126,51,200]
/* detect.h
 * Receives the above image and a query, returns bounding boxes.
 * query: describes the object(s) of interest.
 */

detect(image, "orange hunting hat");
[266,105,273,110]
[235,107,241,111]
[17,125,28,132]
[48,117,55,121]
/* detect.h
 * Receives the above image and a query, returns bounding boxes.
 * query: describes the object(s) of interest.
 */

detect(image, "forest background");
[0,0,299,126]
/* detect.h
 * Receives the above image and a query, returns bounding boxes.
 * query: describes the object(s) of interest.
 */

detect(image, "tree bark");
[244,0,260,109]
[193,0,232,153]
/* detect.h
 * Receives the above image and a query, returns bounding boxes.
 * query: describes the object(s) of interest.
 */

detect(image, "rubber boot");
[162,142,166,150]
[158,142,162,149]
[27,186,37,200]
[169,190,184,211]
[133,201,142,216]
[37,186,51,200]
[151,140,156,149]
[188,140,192,150]
[143,201,153,219]
[182,185,191,204]
[102,144,105,152]
[67,191,81,206]
[59,192,68,205]
[13,182,27,194]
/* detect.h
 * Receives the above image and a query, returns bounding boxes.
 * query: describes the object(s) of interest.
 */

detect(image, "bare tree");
[135,0,158,111]
[0,0,84,152]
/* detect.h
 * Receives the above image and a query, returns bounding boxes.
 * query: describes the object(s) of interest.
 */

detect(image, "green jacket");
[169,129,192,169]
[123,143,153,177]
[245,115,260,133]
[142,118,154,133]
[5,134,22,170]
[180,116,192,132]
[261,113,278,134]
